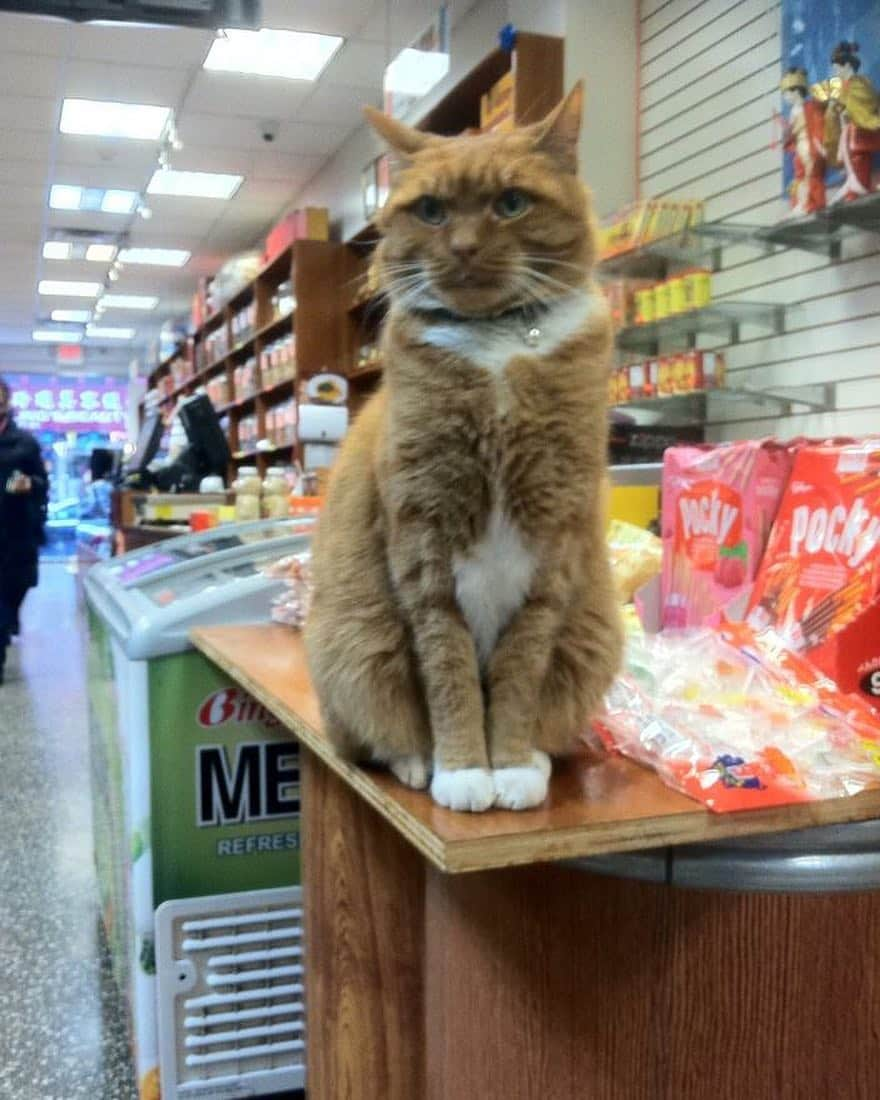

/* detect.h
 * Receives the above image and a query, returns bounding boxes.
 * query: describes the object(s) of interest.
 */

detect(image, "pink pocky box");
[661,442,793,629]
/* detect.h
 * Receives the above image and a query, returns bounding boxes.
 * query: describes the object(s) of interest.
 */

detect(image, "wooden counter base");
[306,750,880,1100]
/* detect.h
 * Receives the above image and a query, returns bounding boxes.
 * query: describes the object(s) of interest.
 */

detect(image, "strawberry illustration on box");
[747,440,880,708]
[661,442,794,629]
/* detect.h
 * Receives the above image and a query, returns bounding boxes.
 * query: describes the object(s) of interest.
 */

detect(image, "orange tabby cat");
[304,83,622,812]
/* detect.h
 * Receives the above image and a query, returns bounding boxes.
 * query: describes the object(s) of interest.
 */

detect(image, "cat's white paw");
[492,760,549,811]
[431,767,495,813]
[531,749,552,781]
[389,754,430,790]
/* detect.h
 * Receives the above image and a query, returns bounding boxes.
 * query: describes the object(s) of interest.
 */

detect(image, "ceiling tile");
[68,23,213,69]
[259,0,374,37]
[0,95,58,132]
[295,80,380,130]
[0,129,53,162]
[62,60,189,106]
[318,38,388,89]
[0,51,61,99]
[183,70,314,121]
[55,134,160,174]
[0,158,50,187]
[177,112,349,156]
[250,148,324,182]
[51,158,152,191]
[0,13,71,57]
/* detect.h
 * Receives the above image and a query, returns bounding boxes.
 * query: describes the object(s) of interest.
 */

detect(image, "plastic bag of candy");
[595,627,880,812]
[263,553,313,628]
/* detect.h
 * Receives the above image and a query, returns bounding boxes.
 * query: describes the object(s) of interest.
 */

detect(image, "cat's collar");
[408,300,553,347]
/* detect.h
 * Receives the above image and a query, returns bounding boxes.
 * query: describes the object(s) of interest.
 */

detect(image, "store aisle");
[0,564,136,1100]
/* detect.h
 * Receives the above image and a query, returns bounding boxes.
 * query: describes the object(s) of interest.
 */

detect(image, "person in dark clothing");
[0,376,49,682]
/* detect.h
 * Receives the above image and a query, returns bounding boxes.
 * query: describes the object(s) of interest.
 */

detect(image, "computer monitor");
[126,411,163,474]
[178,393,231,479]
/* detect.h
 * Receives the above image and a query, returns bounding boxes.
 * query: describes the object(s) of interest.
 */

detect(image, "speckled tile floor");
[0,564,137,1100]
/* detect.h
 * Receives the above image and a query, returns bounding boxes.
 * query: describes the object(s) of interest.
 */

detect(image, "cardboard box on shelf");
[480,69,514,132]
[263,207,329,266]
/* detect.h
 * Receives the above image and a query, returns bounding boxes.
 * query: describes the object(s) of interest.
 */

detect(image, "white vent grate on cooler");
[156,886,305,1099]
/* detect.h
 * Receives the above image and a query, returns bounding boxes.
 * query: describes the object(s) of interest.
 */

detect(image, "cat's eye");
[493,188,532,219]
[412,195,448,225]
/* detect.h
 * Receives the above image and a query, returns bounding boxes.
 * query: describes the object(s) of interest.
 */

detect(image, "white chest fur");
[418,290,599,376]
[453,506,535,668]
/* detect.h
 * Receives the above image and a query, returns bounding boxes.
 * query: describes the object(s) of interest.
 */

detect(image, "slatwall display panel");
[638,0,880,440]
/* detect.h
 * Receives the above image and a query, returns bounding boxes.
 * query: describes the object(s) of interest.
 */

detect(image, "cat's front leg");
[392,534,495,812]
[486,593,562,810]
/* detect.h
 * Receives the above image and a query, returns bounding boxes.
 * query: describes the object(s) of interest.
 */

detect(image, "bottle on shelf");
[233,466,262,522]
[262,467,290,518]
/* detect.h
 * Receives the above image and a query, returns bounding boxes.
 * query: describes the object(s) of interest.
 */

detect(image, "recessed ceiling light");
[49,184,83,210]
[51,309,91,323]
[86,325,136,340]
[49,184,139,213]
[38,279,103,297]
[85,244,118,262]
[385,47,450,97]
[42,241,73,260]
[204,28,343,81]
[60,98,171,140]
[99,294,159,310]
[101,190,138,214]
[33,328,83,343]
[147,168,242,200]
[118,247,191,267]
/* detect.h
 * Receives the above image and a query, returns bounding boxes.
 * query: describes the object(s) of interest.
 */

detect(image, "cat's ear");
[363,105,437,158]
[531,81,584,171]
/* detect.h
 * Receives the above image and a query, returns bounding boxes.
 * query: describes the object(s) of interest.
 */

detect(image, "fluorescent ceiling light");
[204,28,343,81]
[101,189,138,214]
[385,47,450,97]
[85,244,118,262]
[43,241,73,260]
[147,168,242,200]
[49,184,139,213]
[51,309,91,323]
[87,325,136,340]
[33,328,83,343]
[38,279,102,297]
[60,98,171,140]
[99,294,158,310]
[49,184,83,210]
[118,247,190,267]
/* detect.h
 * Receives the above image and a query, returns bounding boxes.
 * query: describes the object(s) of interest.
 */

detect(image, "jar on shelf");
[233,466,262,522]
[262,467,290,518]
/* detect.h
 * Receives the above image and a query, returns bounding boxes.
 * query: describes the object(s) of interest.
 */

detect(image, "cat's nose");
[449,233,479,261]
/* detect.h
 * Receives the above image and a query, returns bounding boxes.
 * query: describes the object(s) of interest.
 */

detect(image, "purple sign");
[118,551,178,586]
[4,373,128,433]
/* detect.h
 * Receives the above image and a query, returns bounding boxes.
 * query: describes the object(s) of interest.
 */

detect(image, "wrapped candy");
[263,553,313,628]
[596,626,880,812]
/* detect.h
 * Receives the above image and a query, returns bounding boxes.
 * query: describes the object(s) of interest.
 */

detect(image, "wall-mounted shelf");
[616,301,784,352]
[142,238,341,477]
[599,233,720,280]
[614,382,835,426]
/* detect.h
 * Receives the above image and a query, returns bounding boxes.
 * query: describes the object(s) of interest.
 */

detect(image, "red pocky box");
[747,441,880,679]
[661,442,793,629]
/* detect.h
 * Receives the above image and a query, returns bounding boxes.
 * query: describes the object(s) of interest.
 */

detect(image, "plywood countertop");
[191,624,880,874]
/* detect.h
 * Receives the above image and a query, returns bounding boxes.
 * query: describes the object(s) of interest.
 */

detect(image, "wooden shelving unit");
[341,32,564,413]
[142,238,344,476]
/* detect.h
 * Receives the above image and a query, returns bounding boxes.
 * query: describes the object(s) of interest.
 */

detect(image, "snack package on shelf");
[746,440,880,706]
[263,553,313,628]
[596,626,880,812]
[607,519,663,603]
[661,441,793,629]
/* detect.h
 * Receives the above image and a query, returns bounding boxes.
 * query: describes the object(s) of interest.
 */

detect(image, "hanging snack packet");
[661,442,793,628]
[747,441,880,690]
